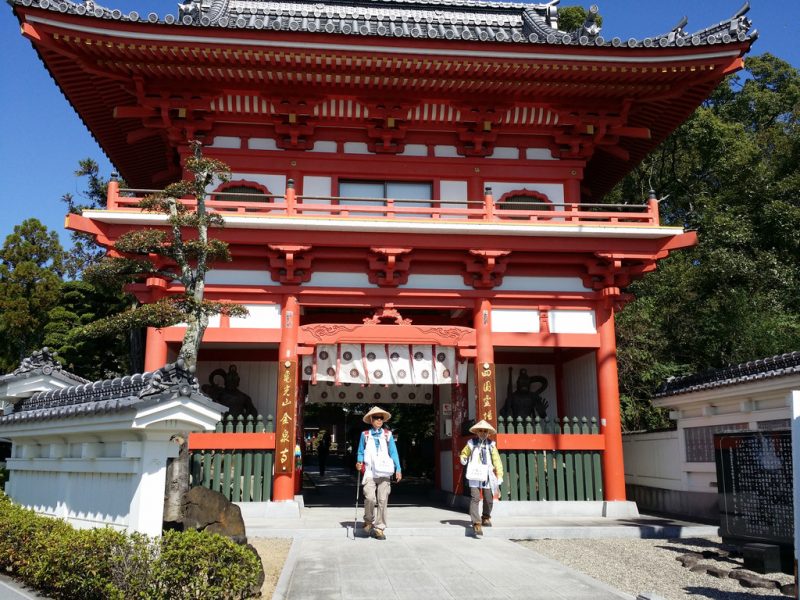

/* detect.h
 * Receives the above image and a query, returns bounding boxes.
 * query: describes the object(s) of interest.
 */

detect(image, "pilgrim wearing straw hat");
[459,419,503,536]
[355,406,402,540]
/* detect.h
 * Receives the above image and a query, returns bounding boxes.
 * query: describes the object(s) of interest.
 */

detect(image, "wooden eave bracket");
[267,244,313,284]
[271,97,319,150]
[464,249,511,289]
[584,251,665,289]
[368,247,412,287]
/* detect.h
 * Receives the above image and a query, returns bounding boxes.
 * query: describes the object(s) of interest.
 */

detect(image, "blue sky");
[0,0,797,247]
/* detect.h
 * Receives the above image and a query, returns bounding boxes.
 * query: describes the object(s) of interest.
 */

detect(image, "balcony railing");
[106,180,661,227]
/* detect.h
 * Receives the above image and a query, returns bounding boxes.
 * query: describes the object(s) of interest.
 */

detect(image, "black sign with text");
[714,430,793,546]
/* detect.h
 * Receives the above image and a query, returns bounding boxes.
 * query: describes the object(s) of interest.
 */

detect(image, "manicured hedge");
[0,492,262,599]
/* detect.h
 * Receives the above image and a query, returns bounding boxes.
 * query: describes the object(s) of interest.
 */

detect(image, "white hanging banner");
[302,344,467,385]
[306,382,435,404]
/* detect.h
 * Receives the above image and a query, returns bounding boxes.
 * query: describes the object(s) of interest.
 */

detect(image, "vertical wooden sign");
[275,360,297,474]
[477,362,496,426]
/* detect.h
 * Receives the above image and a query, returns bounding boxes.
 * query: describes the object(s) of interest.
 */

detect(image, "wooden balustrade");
[495,415,604,501]
[106,184,660,227]
[189,414,275,503]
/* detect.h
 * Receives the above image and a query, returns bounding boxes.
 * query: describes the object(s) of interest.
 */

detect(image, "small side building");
[624,352,800,520]
[0,351,225,536]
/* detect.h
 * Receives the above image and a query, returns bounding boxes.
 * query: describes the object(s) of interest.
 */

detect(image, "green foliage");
[558,6,602,32]
[84,142,241,368]
[0,492,262,600]
[42,280,130,379]
[610,53,800,429]
[0,219,65,371]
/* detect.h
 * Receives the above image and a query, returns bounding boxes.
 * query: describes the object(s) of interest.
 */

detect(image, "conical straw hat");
[362,405,392,424]
[469,419,496,435]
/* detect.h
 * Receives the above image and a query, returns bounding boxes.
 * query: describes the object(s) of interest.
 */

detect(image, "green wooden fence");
[190,414,275,502]
[497,415,603,501]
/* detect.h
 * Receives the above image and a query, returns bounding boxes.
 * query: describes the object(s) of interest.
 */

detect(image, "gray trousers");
[469,487,493,524]
[363,476,392,530]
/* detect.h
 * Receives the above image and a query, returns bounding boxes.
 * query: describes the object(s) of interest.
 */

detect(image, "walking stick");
[352,467,362,540]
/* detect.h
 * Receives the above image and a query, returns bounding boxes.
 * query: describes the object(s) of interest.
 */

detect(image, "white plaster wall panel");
[196,360,278,417]
[485,181,565,204]
[526,148,557,160]
[307,272,371,288]
[495,364,556,419]
[399,144,427,156]
[439,180,469,220]
[495,276,591,293]
[622,431,682,490]
[549,310,597,334]
[229,172,287,196]
[399,274,471,290]
[488,147,519,159]
[343,142,370,154]
[230,304,281,329]
[491,309,540,333]
[208,136,241,149]
[562,353,598,419]
[302,176,333,201]
[205,269,275,286]
[309,141,337,153]
[434,145,459,157]
[248,138,278,151]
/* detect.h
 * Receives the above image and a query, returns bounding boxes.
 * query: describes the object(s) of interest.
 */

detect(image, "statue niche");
[201,365,258,418]
[502,367,549,420]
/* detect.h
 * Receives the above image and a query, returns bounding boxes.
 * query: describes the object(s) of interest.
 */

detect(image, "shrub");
[0,491,262,599]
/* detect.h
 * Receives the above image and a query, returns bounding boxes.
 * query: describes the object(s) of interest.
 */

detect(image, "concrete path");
[272,535,635,600]
[0,574,48,600]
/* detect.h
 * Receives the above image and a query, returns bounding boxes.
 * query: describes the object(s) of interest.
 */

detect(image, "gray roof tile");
[656,351,800,398]
[11,0,756,48]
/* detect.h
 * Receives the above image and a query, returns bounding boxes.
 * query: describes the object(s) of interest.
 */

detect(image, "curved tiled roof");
[0,348,90,386]
[0,360,203,424]
[12,0,756,48]
[655,352,800,398]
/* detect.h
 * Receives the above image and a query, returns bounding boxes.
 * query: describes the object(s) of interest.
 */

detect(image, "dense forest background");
[0,53,797,431]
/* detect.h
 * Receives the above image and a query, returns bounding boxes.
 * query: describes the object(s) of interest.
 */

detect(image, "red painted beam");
[495,433,605,451]
[188,432,276,450]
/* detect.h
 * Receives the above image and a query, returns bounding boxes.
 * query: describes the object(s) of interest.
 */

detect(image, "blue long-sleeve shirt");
[357,427,402,473]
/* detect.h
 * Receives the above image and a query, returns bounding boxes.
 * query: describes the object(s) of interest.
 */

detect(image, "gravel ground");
[250,537,292,599]
[518,537,794,600]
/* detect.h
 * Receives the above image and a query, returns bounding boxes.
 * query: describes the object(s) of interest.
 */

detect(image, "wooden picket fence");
[496,415,604,501]
[189,414,275,502]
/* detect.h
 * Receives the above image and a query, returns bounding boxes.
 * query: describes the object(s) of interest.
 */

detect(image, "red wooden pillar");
[143,277,169,371]
[144,327,168,372]
[274,296,300,501]
[473,299,496,427]
[596,295,626,501]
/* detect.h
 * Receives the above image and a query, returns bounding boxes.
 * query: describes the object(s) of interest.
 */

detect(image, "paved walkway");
[273,535,635,600]
[261,468,715,599]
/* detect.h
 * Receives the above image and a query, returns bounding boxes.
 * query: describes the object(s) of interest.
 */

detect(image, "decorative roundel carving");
[356,392,364,399]
[326,367,336,376]
[349,369,359,377]
[391,392,399,399]
[338,392,346,399]
[437,352,446,362]
[374,392,381,399]
[373,370,383,379]
[421,370,430,379]
[343,351,353,361]
[425,393,432,400]
[367,352,376,361]
[304,366,313,375]
[321,391,328,398]
[414,352,424,361]
[390,352,400,361]
[442,369,451,378]
[397,370,407,378]
[319,350,329,360]
[409,393,416,400]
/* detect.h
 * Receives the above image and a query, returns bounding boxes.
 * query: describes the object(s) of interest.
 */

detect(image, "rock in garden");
[181,486,246,543]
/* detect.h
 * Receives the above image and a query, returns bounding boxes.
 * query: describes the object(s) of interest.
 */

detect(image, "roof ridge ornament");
[13,347,63,377]
[138,358,200,399]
